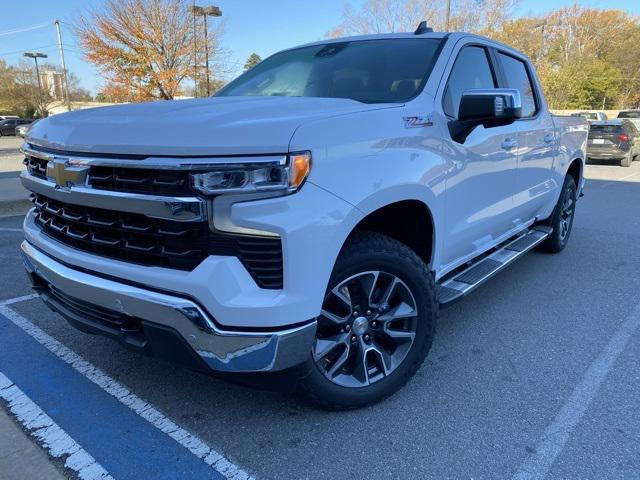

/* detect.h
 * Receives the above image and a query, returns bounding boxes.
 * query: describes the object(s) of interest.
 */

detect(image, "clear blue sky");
[1,0,638,95]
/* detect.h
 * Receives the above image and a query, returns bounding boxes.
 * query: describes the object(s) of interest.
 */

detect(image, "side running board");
[437,226,552,307]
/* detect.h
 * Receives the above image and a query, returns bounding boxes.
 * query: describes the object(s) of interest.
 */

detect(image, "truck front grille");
[31,193,284,289]
[24,155,48,179]
[24,152,193,195]
[89,166,192,196]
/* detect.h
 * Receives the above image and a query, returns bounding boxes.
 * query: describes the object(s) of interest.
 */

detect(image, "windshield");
[618,111,640,118]
[217,39,443,104]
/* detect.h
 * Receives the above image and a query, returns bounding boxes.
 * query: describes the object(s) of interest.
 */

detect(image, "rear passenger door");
[438,43,520,272]
[497,52,556,224]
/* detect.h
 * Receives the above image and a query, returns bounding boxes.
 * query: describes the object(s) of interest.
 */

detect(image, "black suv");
[0,118,32,136]
[587,119,639,167]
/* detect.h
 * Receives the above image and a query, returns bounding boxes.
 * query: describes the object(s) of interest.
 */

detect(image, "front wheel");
[298,232,437,410]
[538,175,577,253]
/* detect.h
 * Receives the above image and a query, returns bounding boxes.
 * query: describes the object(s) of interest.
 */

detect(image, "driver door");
[438,44,520,273]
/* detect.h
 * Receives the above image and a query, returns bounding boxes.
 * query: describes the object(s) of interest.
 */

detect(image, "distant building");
[47,100,118,116]
[40,70,65,100]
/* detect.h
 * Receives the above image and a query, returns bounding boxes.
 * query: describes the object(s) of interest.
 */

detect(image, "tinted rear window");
[590,125,622,134]
[618,112,640,118]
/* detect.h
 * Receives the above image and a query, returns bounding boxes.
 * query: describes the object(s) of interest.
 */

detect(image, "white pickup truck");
[20,25,588,409]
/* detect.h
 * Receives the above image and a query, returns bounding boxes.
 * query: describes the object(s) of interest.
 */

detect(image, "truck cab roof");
[285,31,529,62]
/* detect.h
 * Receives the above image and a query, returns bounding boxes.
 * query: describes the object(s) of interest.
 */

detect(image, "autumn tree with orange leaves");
[76,0,223,102]
[491,6,640,109]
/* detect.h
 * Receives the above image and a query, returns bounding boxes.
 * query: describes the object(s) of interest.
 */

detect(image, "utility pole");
[445,0,451,31]
[538,22,547,62]
[54,20,72,112]
[24,52,48,117]
[189,5,222,97]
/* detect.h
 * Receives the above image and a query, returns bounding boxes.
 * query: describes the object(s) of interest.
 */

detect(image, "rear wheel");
[298,232,437,410]
[538,175,577,253]
[621,151,632,167]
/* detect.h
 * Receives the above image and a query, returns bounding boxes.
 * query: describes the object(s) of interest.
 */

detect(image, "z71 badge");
[403,115,434,128]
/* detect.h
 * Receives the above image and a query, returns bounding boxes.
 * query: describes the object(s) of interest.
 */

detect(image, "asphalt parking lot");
[1,136,640,479]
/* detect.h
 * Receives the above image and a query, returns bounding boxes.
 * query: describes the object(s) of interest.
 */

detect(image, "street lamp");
[23,52,48,116]
[189,4,222,97]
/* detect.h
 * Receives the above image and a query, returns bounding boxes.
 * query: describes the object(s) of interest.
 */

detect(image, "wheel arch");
[567,157,582,189]
[341,191,438,270]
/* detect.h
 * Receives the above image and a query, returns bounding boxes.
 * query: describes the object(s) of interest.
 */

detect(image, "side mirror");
[449,88,523,143]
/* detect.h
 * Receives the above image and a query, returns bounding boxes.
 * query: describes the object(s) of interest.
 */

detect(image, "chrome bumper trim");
[21,241,316,372]
[21,173,206,222]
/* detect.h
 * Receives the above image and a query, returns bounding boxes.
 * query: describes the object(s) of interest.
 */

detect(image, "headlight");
[191,151,311,196]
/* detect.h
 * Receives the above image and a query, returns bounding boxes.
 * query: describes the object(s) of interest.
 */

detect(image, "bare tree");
[328,0,441,37]
[328,0,520,37]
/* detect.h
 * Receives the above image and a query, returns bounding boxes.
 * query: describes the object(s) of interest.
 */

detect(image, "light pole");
[189,4,222,97]
[24,52,48,117]
[445,0,451,31]
[190,1,198,97]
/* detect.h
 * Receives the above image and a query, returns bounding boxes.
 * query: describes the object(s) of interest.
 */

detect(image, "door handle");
[501,138,517,150]
[543,133,555,144]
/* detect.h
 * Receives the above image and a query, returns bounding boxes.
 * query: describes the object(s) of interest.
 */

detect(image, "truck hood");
[27,96,398,156]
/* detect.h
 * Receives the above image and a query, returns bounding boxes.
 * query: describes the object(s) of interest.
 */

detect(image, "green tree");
[542,58,622,109]
[244,53,262,71]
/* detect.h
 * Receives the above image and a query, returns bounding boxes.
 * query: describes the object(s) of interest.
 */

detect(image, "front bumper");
[21,240,316,373]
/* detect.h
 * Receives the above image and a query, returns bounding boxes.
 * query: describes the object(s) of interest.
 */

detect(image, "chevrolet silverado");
[20,25,588,409]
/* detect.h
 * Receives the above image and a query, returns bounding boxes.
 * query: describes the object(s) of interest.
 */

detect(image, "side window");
[498,53,537,118]
[443,46,496,118]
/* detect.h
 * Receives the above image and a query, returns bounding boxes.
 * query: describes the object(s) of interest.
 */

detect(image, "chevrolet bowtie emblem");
[46,158,89,188]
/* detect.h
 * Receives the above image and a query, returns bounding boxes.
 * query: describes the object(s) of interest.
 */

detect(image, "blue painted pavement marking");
[0,313,226,480]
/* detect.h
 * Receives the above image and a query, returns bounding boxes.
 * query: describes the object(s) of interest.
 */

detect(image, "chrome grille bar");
[21,173,205,222]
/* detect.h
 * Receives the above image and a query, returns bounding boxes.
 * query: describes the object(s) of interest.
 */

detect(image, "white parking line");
[0,227,23,232]
[1,293,38,306]
[0,371,113,480]
[0,296,253,480]
[591,171,640,189]
[513,301,640,480]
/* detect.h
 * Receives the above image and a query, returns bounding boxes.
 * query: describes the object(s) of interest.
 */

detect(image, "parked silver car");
[617,110,640,130]
[571,111,608,122]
